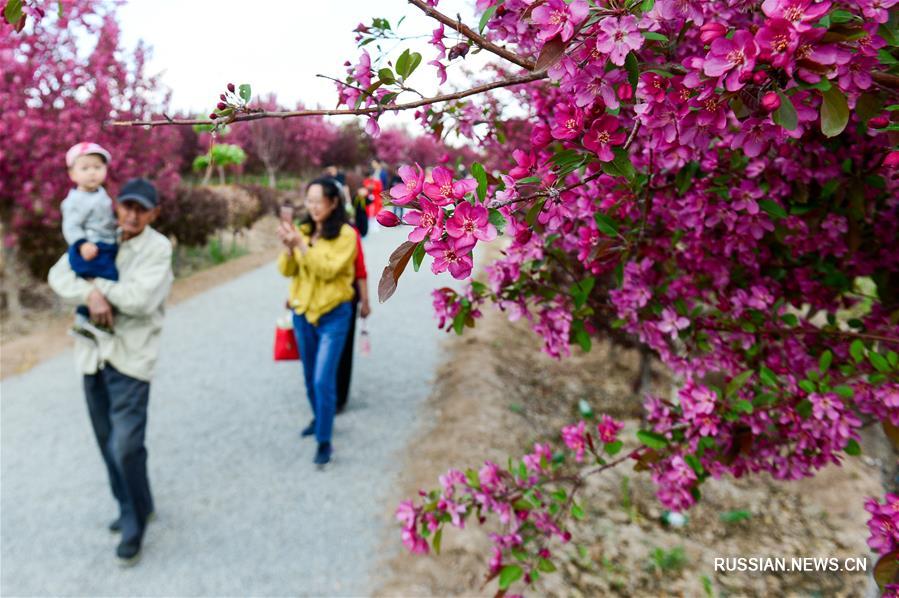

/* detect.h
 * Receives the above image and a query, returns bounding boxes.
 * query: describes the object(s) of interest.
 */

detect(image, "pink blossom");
[703,30,758,91]
[595,16,644,66]
[425,236,475,279]
[423,166,477,206]
[582,115,626,161]
[405,198,445,243]
[761,0,832,32]
[390,164,425,205]
[561,421,588,462]
[596,415,624,443]
[531,0,590,42]
[446,201,497,245]
[658,308,690,339]
[550,103,584,141]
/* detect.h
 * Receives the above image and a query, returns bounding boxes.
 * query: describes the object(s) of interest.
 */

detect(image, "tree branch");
[409,0,536,71]
[109,71,549,127]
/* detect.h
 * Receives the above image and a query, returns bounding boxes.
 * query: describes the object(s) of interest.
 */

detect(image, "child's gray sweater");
[60,187,117,246]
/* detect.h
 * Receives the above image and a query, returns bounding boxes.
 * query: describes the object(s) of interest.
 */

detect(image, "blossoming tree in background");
[7,0,899,593]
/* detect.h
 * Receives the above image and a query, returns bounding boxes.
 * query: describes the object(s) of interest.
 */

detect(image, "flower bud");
[699,22,727,45]
[617,82,634,101]
[753,70,769,84]
[884,151,899,168]
[448,42,470,61]
[220,93,227,101]
[376,210,400,227]
[208,113,218,120]
[761,92,780,112]
[217,102,227,110]
[227,83,235,93]
[869,115,889,129]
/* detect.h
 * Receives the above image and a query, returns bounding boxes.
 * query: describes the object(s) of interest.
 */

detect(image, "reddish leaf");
[884,421,899,451]
[378,241,418,303]
[535,36,566,71]
[874,551,899,590]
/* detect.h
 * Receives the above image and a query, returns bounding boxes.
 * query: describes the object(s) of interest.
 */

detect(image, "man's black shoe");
[314,442,332,467]
[116,536,142,566]
[109,511,155,533]
[300,419,316,438]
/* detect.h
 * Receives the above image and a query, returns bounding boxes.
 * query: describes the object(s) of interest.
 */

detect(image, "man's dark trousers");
[83,364,154,543]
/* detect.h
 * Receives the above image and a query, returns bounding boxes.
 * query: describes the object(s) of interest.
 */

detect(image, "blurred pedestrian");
[48,178,172,566]
[336,228,370,413]
[277,177,357,467]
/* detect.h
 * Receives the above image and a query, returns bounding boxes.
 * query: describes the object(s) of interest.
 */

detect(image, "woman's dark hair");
[303,177,348,240]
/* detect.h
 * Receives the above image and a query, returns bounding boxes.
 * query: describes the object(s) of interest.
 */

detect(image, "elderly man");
[48,178,172,566]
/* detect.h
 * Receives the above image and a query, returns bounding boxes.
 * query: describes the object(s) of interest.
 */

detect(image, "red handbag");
[274,314,300,361]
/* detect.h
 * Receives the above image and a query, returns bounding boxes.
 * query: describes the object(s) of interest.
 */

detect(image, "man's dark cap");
[117,178,158,209]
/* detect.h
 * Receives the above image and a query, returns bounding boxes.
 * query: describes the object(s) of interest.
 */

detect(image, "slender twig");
[409,0,536,71]
[707,325,899,345]
[109,71,549,127]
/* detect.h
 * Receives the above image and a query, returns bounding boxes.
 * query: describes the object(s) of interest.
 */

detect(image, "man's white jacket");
[48,226,173,382]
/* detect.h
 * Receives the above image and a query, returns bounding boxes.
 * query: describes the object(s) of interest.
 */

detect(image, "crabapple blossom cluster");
[335,0,899,592]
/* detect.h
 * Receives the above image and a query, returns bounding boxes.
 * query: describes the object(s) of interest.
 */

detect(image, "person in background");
[371,158,389,192]
[352,185,370,238]
[361,175,383,220]
[324,165,350,207]
[336,229,371,414]
[48,178,173,566]
[277,178,357,467]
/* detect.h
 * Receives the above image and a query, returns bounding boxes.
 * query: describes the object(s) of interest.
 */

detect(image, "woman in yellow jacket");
[277,177,357,467]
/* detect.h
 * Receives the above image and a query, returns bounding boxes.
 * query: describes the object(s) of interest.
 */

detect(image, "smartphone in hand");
[279,204,295,224]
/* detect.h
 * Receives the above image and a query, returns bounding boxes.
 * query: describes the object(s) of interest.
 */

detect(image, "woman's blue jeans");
[292,301,353,443]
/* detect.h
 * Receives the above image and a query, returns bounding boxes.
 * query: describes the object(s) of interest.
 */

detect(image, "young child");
[60,142,117,339]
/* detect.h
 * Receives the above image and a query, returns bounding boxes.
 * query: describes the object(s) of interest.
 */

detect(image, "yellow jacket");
[278,223,357,325]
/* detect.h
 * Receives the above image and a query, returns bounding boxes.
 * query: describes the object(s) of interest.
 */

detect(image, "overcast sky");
[117,0,484,127]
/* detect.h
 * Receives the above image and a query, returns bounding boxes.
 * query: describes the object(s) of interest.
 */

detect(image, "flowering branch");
[109,70,548,127]
[408,0,536,71]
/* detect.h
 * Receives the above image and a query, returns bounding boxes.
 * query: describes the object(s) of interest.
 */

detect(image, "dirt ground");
[374,305,891,597]
[0,216,282,379]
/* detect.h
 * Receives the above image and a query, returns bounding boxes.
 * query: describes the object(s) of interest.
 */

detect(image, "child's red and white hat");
[66,142,112,168]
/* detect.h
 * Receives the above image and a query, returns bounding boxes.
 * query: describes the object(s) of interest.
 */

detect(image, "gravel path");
[1,227,443,597]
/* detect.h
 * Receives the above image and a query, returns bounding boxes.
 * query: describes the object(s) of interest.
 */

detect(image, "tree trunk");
[202,157,214,185]
[217,165,226,186]
[266,165,277,188]
[1,244,27,330]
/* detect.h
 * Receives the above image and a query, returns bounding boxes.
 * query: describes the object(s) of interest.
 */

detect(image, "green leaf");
[57,0,64,18]
[641,0,656,12]
[834,385,854,398]
[594,212,620,236]
[4,0,23,27]
[637,430,668,449]
[734,399,754,414]
[479,4,498,34]
[406,52,423,78]
[684,454,704,475]
[471,162,488,202]
[844,439,862,456]
[720,509,752,523]
[238,84,252,103]
[819,350,833,373]
[378,68,396,84]
[879,49,899,66]
[433,528,443,554]
[498,565,524,590]
[412,241,426,272]
[820,86,849,137]
[571,276,596,309]
[395,49,411,78]
[642,31,669,42]
[488,208,506,234]
[759,366,779,387]
[511,547,529,562]
[772,91,798,131]
[538,558,557,573]
[870,351,891,373]
[798,380,816,394]
[850,339,865,362]
[625,51,639,93]
[725,369,754,398]
[601,148,636,180]
[526,198,546,226]
[759,199,787,219]
[578,398,594,419]
[571,503,585,520]
[605,440,623,455]
[796,399,813,418]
